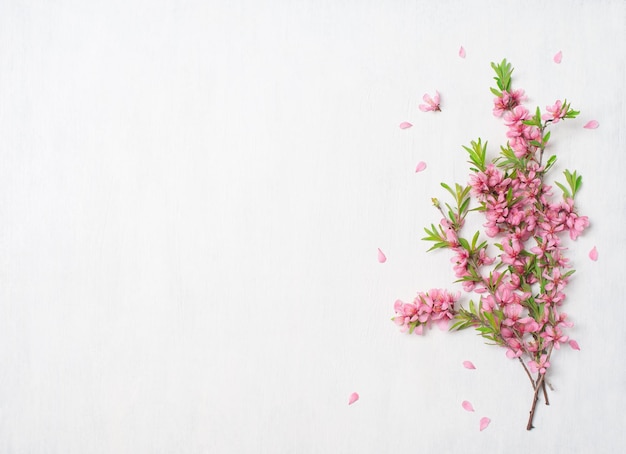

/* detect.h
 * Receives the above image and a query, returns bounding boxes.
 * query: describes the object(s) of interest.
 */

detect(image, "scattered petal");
[459,46,466,58]
[569,340,581,351]
[462,361,476,370]
[589,246,598,261]
[348,392,359,405]
[399,121,413,129]
[583,120,599,129]
[479,417,491,431]
[415,161,427,173]
[553,51,562,64]
[462,401,474,412]
[377,248,387,263]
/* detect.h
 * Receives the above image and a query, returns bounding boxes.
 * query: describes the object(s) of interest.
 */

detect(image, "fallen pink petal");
[463,361,476,370]
[348,392,359,405]
[415,161,427,173]
[399,121,413,129]
[569,340,581,351]
[589,246,598,261]
[459,46,466,58]
[553,51,562,63]
[377,248,387,263]
[479,417,491,431]
[584,120,599,129]
[462,401,474,412]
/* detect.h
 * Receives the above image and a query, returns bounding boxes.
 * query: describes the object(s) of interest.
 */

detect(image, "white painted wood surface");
[1,1,624,452]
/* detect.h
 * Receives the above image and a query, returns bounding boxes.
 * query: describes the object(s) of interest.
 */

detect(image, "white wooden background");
[1,0,625,452]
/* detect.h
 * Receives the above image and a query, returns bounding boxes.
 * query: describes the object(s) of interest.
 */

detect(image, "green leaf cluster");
[494,144,526,172]
[439,182,472,229]
[490,59,513,96]
[451,299,504,345]
[464,139,487,172]
[422,223,449,252]
[555,169,583,199]
[562,99,580,120]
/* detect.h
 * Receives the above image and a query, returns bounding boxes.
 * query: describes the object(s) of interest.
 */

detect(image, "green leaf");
[555,181,571,199]
[543,130,551,145]
[471,231,480,249]
[545,154,557,171]
[440,182,456,199]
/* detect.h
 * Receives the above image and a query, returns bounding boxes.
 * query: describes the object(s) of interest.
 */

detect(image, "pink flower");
[566,213,589,240]
[392,300,419,333]
[493,89,526,117]
[419,91,441,112]
[541,325,569,349]
[542,100,568,124]
[504,105,529,127]
[502,303,523,325]
[501,236,524,269]
[415,289,459,326]
[528,354,551,374]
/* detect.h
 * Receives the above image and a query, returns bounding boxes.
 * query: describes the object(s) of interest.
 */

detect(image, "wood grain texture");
[0,0,624,452]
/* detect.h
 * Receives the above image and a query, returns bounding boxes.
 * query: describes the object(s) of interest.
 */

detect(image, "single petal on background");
[399,121,413,129]
[553,51,562,63]
[569,340,581,351]
[584,120,599,129]
[377,248,387,263]
[462,361,476,370]
[462,401,474,412]
[348,392,359,405]
[415,161,427,173]
[589,246,598,261]
[459,46,466,58]
[479,417,491,431]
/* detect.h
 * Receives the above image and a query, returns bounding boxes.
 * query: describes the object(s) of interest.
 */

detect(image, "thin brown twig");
[526,345,554,430]
[541,380,550,406]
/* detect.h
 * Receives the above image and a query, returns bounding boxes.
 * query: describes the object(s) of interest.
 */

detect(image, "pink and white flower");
[419,91,441,112]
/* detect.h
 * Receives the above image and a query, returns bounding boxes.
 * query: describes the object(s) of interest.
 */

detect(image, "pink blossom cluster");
[464,94,586,372]
[393,289,459,335]
[492,89,526,117]
[443,217,495,292]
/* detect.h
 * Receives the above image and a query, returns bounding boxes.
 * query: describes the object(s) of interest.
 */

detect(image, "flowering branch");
[392,59,589,430]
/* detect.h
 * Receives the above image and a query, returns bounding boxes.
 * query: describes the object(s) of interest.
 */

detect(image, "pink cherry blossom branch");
[393,59,589,430]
